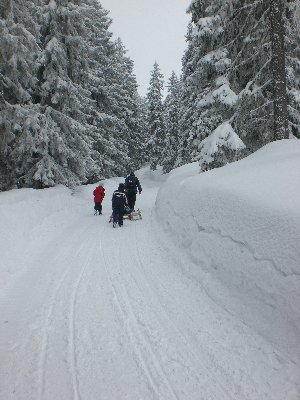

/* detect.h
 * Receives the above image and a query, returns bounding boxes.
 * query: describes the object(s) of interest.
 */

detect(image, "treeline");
[147,0,300,173]
[1,0,300,191]
[0,0,147,190]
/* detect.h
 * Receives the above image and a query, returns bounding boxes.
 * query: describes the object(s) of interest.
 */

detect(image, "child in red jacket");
[93,184,105,215]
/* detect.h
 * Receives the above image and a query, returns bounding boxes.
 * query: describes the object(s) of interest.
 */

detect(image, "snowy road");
[0,168,299,399]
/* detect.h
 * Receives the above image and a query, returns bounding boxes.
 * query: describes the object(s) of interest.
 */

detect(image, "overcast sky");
[100,0,191,97]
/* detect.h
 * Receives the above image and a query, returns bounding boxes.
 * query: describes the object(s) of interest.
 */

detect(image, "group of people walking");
[93,171,142,228]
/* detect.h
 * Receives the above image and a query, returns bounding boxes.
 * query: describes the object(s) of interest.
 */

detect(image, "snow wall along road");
[156,140,300,364]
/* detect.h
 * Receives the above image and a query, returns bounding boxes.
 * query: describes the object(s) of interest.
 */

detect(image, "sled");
[125,209,142,221]
[109,209,142,223]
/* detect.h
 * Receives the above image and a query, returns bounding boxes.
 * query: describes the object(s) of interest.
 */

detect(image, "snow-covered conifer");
[179,1,237,166]
[177,0,300,173]
[285,0,300,139]
[162,72,182,173]
[103,38,147,173]
[199,121,246,171]
[146,62,165,170]
[270,0,288,140]
[128,93,148,170]
[230,0,299,150]
[0,0,47,188]
[0,0,146,190]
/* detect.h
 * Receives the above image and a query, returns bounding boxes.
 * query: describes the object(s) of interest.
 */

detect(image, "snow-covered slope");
[156,139,300,361]
[0,141,299,399]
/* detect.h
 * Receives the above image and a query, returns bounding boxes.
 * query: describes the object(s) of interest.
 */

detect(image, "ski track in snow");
[99,234,173,400]
[68,236,96,400]
[37,223,96,400]
[38,261,71,400]
[131,218,234,400]
[94,204,239,399]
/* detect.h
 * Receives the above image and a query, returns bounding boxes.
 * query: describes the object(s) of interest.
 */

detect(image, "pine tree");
[285,0,300,139]
[127,93,148,170]
[177,0,300,172]
[32,0,98,186]
[0,0,146,190]
[0,0,45,189]
[231,0,277,153]
[230,0,298,149]
[103,38,146,173]
[146,62,165,170]
[270,0,288,140]
[179,1,238,167]
[162,72,182,173]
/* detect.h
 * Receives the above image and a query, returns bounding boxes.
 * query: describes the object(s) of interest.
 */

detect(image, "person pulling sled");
[124,171,142,211]
[93,184,105,215]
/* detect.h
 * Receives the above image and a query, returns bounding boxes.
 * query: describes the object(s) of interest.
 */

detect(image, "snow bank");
[156,140,300,360]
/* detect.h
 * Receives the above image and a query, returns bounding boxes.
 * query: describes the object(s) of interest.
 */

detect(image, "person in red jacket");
[93,184,105,215]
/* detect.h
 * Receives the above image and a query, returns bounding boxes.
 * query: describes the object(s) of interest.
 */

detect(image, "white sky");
[100,0,191,97]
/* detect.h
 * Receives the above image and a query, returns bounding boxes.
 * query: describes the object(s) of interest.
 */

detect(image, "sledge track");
[99,236,177,400]
[135,223,232,399]
[37,223,95,399]
[128,211,234,400]
[0,218,103,400]
[76,202,235,399]
[40,223,97,400]
[68,235,97,400]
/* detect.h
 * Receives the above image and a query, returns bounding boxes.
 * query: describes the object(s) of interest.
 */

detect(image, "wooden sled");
[109,209,142,223]
[125,209,142,220]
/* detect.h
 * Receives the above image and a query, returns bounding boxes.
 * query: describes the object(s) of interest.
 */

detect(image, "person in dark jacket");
[111,183,127,227]
[93,184,105,215]
[124,171,142,211]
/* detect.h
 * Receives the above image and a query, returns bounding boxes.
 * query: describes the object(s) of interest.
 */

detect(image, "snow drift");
[156,140,300,361]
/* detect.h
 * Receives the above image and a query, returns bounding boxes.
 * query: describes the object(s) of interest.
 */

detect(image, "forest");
[1,0,299,190]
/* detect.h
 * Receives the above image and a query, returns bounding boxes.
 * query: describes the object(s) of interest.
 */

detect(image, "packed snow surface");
[0,140,299,399]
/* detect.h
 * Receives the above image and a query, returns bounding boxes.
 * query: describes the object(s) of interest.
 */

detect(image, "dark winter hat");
[118,183,125,191]
[130,171,135,176]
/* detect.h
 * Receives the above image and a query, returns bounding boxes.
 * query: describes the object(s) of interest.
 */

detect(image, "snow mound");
[156,139,300,361]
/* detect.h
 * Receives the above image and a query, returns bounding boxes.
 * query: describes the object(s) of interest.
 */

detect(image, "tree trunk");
[270,0,288,140]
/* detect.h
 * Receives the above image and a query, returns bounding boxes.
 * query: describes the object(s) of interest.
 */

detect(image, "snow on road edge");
[155,140,300,361]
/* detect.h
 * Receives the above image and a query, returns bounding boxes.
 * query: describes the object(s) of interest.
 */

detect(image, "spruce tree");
[285,0,300,139]
[179,1,237,167]
[177,0,300,172]
[0,0,146,190]
[270,0,288,140]
[146,62,165,171]
[31,0,97,186]
[0,0,43,188]
[231,0,277,153]
[230,0,298,149]
[162,72,182,173]
[132,95,149,168]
